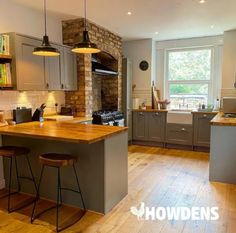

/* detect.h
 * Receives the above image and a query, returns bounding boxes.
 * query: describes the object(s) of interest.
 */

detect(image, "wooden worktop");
[191,111,218,115]
[211,112,236,126]
[0,121,128,144]
[132,109,168,112]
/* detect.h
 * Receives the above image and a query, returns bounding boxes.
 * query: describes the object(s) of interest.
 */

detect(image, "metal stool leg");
[14,157,21,192]
[7,157,13,212]
[56,168,61,232]
[73,164,86,210]
[31,165,45,223]
[25,154,38,193]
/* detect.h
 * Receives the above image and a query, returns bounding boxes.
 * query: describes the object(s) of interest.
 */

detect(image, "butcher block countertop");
[0,121,128,144]
[211,112,236,126]
[191,111,218,115]
[132,109,168,112]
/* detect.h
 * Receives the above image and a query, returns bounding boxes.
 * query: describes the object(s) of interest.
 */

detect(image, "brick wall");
[62,18,122,117]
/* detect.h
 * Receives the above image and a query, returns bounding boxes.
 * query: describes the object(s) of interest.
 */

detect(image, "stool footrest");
[18,176,34,182]
[31,204,62,221]
[60,187,81,195]
[9,196,36,213]
[57,210,86,232]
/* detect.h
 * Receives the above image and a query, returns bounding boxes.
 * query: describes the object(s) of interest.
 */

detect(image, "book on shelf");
[0,34,10,55]
[0,63,12,85]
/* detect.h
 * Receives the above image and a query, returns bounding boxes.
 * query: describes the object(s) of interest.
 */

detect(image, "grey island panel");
[2,131,128,214]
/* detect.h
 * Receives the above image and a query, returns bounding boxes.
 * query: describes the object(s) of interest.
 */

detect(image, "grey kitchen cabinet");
[166,123,193,145]
[44,44,63,91]
[132,111,166,143]
[133,111,146,140]
[8,32,77,91]
[14,35,45,90]
[147,112,166,142]
[61,46,77,91]
[193,113,217,147]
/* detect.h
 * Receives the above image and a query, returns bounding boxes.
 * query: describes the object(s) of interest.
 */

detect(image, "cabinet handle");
[181,128,186,131]
[139,112,144,116]
[154,112,159,116]
[46,83,49,89]
[61,84,64,89]
[203,114,207,118]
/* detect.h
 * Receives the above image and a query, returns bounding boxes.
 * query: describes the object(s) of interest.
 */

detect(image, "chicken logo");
[130,202,145,220]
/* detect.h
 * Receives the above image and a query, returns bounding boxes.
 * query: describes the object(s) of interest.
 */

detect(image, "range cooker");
[92,110,124,127]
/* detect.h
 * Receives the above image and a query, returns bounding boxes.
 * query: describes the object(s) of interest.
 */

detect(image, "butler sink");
[167,110,192,124]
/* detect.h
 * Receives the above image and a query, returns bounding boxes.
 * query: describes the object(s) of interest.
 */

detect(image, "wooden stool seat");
[39,153,77,167]
[0,146,30,157]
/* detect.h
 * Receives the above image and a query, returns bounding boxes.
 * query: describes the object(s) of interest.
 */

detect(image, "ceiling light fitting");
[33,0,60,57]
[72,0,100,54]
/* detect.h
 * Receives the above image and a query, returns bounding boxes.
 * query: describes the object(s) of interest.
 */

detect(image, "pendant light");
[33,0,60,56]
[72,0,100,54]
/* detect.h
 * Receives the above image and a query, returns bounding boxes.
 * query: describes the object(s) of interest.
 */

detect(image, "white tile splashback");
[0,91,65,119]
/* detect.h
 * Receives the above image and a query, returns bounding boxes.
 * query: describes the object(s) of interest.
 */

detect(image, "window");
[166,48,213,110]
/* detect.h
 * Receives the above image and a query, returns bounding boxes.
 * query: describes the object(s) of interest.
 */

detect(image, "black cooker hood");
[92,53,118,76]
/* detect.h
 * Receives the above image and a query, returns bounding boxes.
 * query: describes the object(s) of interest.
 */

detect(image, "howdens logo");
[130,202,219,221]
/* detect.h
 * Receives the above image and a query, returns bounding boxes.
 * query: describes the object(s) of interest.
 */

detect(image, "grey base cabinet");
[132,111,166,143]
[193,113,217,147]
[166,123,193,146]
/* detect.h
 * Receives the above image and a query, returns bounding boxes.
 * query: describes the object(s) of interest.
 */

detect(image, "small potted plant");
[158,99,171,109]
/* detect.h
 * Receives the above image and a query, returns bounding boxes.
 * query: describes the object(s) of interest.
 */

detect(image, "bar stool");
[0,146,38,213]
[31,153,86,232]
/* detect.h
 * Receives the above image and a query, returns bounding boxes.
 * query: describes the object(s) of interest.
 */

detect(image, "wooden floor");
[0,145,236,233]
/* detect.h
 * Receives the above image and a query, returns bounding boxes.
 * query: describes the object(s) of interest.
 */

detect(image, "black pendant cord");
[44,0,47,36]
[84,0,87,31]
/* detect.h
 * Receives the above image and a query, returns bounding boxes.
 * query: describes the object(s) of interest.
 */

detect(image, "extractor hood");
[92,53,118,76]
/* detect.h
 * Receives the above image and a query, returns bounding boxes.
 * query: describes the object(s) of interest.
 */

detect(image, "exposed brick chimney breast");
[62,18,122,117]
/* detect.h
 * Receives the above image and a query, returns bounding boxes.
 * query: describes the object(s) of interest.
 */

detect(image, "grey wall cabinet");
[9,33,77,91]
[132,111,166,142]
[166,123,193,145]
[14,35,45,90]
[44,44,63,91]
[61,47,77,91]
[193,113,217,147]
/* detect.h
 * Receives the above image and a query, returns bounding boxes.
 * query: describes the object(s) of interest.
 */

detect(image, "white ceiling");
[10,0,236,41]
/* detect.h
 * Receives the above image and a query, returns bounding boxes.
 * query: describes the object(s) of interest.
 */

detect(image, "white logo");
[130,202,145,220]
[130,203,219,221]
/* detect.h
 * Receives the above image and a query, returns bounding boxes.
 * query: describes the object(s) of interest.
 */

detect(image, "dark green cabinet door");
[133,112,146,140]
[147,112,165,142]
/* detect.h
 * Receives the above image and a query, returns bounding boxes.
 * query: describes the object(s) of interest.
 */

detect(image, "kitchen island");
[0,121,128,214]
[210,113,236,184]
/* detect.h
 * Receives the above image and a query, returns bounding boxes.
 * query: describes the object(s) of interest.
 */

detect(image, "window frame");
[164,46,215,109]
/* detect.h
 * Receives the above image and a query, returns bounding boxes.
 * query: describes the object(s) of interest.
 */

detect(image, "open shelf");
[0,54,12,60]
[0,84,15,90]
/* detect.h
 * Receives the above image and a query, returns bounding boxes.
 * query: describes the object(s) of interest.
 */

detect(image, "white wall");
[0,0,62,43]
[221,29,236,97]
[123,39,153,105]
